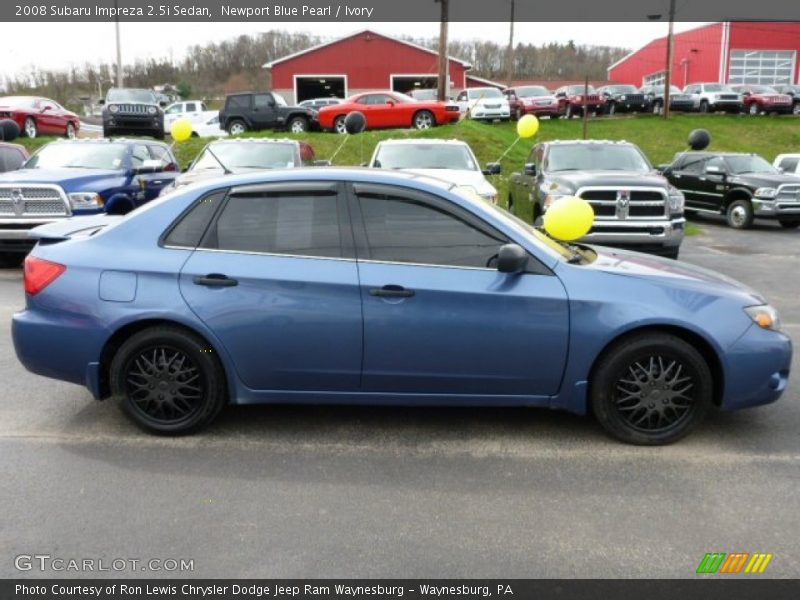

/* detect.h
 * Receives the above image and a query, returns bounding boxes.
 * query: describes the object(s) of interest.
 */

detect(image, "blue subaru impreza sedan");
[11,168,792,444]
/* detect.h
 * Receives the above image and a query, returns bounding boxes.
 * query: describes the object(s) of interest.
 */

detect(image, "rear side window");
[209,191,341,258]
[778,157,799,173]
[226,95,250,110]
[163,191,226,248]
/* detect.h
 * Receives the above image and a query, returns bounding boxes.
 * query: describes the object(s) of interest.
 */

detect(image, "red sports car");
[317,91,461,133]
[0,96,80,139]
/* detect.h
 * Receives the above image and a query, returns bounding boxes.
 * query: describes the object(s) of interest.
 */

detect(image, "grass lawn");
[16,114,800,215]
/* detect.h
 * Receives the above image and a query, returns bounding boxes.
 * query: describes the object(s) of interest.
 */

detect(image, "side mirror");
[313,160,331,167]
[497,244,528,274]
[741,91,751,97]
[159,101,167,108]
[135,159,163,174]
[523,163,537,177]
[483,162,501,175]
[387,100,396,106]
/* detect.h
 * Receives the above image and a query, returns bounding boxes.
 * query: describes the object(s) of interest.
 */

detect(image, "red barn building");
[608,22,800,88]
[264,30,479,103]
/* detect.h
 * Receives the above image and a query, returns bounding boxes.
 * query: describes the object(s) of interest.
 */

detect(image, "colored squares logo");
[697,552,773,574]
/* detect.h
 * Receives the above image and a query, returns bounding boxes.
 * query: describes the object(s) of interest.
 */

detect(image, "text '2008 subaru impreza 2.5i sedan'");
[12,169,792,444]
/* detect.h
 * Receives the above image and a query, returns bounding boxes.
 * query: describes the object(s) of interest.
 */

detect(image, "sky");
[2,22,709,78]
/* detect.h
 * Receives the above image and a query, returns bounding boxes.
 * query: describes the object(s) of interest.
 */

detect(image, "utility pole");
[662,0,676,119]
[436,0,449,101]
[505,0,516,87]
[582,76,589,139]
[115,0,123,87]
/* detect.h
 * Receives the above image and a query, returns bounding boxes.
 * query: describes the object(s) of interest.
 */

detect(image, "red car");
[732,84,794,115]
[0,96,80,139]
[317,91,461,133]
[554,85,606,118]
[503,85,562,119]
[0,142,29,173]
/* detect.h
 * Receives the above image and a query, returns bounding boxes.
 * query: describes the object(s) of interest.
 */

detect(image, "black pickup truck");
[597,84,651,115]
[219,91,316,135]
[507,140,686,258]
[661,151,800,229]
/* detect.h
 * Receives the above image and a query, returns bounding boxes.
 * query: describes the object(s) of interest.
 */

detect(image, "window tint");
[358,192,506,268]
[186,103,197,112]
[164,191,225,248]
[778,157,799,172]
[253,94,273,109]
[226,95,250,109]
[212,192,341,258]
[148,145,174,167]
[165,105,181,114]
[130,144,150,167]
[0,147,25,171]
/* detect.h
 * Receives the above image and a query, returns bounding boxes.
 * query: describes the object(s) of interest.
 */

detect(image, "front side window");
[357,191,505,268]
[724,155,776,175]
[210,191,341,258]
[131,145,150,168]
[253,94,273,109]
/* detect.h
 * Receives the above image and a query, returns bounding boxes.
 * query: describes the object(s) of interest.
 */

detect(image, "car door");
[350,182,569,397]
[36,99,60,134]
[251,93,278,129]
[671,155,721,211]
[179,181,362,392]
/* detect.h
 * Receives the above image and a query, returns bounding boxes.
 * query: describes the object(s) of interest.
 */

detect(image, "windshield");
[471,88,503,99]
[515,86,551,97]
[546,144,651,172]
[609,85,638,93]
[567,85,597,94]
[724,155,777,174]
[107,89,157,103]
[191,142,298,171]
[748,85,778,93]
[0,96,38,108]
[272,93,288,107]
[374,144,477,171]
[25,143,127,170]
[704,84,735,93]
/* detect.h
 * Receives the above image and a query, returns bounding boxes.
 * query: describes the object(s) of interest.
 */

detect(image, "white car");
[455,87,511,121]
[368,139,500,204]
[682,83,742,113]
[164,100,209,129]
[192,111,228,138]
[773,154,800,176]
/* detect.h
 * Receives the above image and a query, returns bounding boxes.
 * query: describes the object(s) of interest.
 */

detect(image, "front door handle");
[193,274,238,287]
[369,285,415,298]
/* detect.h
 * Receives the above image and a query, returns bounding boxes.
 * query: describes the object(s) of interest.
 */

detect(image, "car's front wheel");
[591,333,713,445]
[110,326,227,435]
[288,116,308,133]
[334,115,347,134]
[227,120,247,135]
[726,198,754,229]
[748,103,760,115]
[66,122,76,139]
[24,117,38,138]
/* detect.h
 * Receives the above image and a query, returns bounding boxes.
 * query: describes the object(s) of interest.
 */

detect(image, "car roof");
[207,138,300,145]
[44,138,168,147]
[376,139,469,146]
[543,139,636,146]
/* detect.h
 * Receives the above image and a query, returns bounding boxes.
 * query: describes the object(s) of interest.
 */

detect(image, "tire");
[726,198,754,229]
[590,332,713,445]
[607,102,616,116]
[288,116,308,133]
[793,102,800,116]
[699,100,710,113]
[565,104,574,119]
[662,248,680,260]
[652,100,663,115]
[778,219,800,229]
[748,103,760,116]
[110,326,227,435]
[413,110,435,130]
[227,120,247,135]
[24,117,37,138]
[66,122,76,139]
[102,127,112,139]
[334,115,347,134]
[514,107,523,120]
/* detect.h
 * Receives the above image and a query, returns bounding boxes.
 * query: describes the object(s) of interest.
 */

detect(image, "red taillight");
[24,256,66,295]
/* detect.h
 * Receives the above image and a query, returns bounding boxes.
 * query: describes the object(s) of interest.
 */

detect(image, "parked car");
[0,96,80,139]
[318,91,461,133]
[162,138,315,194]
[191,112,228,138]
[298,98,342,109]
[406,89,440,101]
[368,139,499,204]
[553,85,605,118]
[731,85,794,115]
[0,142,29,173]
[774,84,800,114]
[218,91,316,135]
[639,85,695,114]
[596,84,651,115]
[661,151,800,229]
[164,100,209,129]
[13,168,791,444]
[508,140,685,258]
[773,153,800,176]
[0,139,179,257]
[503,86,561,120]
[101,88,166,139]
[682,83,742,113]
[455,87,511,121]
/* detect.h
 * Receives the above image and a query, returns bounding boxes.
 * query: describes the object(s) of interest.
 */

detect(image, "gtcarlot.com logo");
[696,552,773,574]
[14,554,194,573]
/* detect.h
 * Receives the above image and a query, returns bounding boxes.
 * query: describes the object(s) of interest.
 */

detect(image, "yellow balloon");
[170,118,193,142]
[516,114,539,139]
[543,196,595,241]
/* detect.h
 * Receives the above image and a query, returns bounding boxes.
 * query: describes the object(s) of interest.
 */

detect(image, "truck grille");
[578,187,667,220]
[719,94,739,100]
[116,104,152,114]
[775,184,800,212]
[623,94,646,103]
[0,185,70,217]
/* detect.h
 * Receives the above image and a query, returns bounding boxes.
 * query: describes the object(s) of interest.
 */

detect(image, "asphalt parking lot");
[1,216,798,579]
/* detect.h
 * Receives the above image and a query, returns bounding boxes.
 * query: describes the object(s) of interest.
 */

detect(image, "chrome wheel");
[289,118,307,133]
[414,111,434,130]
[614,356,696,434]
[334,117,347,134]
[24,117,37,138]
[749,103,759,115]
[66,122,76,139]
[228,121,246,135]
[730,205,747,227]
[793,103,800,115]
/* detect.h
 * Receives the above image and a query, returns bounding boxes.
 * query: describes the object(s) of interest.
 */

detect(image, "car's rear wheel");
[227,120,247,135]
[726,198,754,229]
[288,116,308,133]
[652,100,663,114]
[334,115,347,134]
[66,122,76,139]
[24,117,37,138]
[110,326,227,435]
[413,110,435,130]
[515,107,524,120]
[793,102,800,115]
[606,102,616,116]
[779,219,800,229]
[591,333,713,445]
[699,100,710,113]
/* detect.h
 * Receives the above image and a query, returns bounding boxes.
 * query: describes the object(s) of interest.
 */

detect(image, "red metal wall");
[271,30,469,91]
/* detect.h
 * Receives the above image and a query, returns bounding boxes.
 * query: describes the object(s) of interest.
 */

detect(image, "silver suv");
[683,83,743,113]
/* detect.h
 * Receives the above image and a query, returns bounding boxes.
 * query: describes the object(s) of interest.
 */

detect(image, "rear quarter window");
[163,190,226,248]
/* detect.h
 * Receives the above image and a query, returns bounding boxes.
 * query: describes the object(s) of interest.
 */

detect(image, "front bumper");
[581,217,685,250]
[707,101,742,111]
[0,218,65,253]
[752,198,800,219]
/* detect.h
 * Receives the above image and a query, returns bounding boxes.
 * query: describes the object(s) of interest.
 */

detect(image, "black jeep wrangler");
[661,151,800,229]
[101,88,166,139]
[219,92,316,135]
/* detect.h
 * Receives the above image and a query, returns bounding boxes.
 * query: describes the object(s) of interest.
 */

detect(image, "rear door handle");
[369,285,415,298]
[193,274,238,287]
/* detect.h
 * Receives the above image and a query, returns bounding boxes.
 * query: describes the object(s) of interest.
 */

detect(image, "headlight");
[543,194,567,211]
[68,193,103,209]
[108,105,119,113]
[755,187,778,199]
[147,106,157,115]
[745,304,781,332]
[620,95,627,101]
[668,187,685,213]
